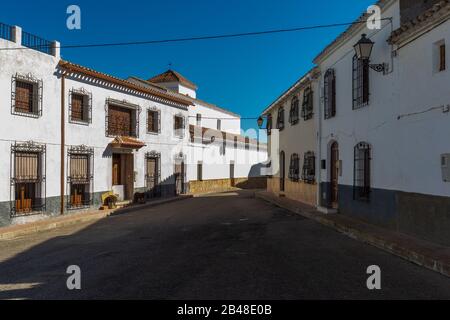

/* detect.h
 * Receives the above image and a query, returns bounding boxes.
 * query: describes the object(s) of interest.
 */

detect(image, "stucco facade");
[313,0,450,245]
[262,69,320,207]
[0,24,268,227]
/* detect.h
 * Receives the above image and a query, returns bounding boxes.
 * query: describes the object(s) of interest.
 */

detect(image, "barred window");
[174,115,186,138]
[302,151,315,183]
[12,73,43,118]
[352,55,370,109]
[147,109,160,134]
[289,96,299,125]
[353,142,371,201]
[146,152,161,198]
[105,99,140,138]
[11,142,46,216]
[301,87,314,120]
[68,146,94,209]
[69,89,92,124]
[276,107,285,131]
[289,153,300,182]
[267,114,273,136]
[324,69,336,119]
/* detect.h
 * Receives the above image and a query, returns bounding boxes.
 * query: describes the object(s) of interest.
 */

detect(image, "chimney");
[400,0,442,24]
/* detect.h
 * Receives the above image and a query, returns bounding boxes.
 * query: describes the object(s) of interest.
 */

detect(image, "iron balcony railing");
[21,31,52,55]
[0,22,12,41]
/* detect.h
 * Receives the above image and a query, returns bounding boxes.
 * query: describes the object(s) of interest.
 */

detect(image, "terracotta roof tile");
[148,69,198,90]
[58,61,193,107]
[388,0,450,45]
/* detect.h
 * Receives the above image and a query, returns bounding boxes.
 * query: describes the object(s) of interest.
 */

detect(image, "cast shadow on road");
[0,189,261,300]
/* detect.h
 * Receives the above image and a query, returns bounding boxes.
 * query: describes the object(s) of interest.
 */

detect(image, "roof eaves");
[58,61,193,107]
[262,66,320,116]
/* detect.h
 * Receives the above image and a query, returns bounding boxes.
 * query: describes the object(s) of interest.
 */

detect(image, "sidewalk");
[0,195,192,240]
[256,191,450,278]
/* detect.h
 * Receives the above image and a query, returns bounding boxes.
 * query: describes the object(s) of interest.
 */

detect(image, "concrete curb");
[255,192,450,278]
[0,195,193,241]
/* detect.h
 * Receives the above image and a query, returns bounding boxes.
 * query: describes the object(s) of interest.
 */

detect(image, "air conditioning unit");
[442,154,450,182]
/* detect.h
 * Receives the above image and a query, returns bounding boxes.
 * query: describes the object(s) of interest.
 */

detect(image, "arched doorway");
[280,151,285,192]
[330,142,339,208]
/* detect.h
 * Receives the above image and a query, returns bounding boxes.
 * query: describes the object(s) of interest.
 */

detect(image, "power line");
[0,18,392,51]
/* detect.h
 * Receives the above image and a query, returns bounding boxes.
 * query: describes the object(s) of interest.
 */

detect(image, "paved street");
[0,190,449,300]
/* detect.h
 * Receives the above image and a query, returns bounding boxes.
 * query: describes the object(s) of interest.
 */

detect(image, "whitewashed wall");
[395,17,450,197]
[64,77,190,196]
[316,1,402,193]
[0,36,60,203]
[189,101,242,135]
[265,81,319,179]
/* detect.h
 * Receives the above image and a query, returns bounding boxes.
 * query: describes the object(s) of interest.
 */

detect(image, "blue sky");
[1,0,374,132]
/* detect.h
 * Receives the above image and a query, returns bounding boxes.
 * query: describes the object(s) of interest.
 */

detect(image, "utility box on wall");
[442,154,450,182]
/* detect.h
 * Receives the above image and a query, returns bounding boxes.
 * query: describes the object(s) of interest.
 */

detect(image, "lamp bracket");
[369,63,388,74]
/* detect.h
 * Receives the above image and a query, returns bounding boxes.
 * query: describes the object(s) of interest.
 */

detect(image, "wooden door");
[280,151,285,192]
[112,154,121,186]
[174,161,185,195]
[230,162,235,187]
[124,154,134,200]
[330,142,339,207]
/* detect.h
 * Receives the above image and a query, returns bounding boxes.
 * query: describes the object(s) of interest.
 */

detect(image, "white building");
[0,24,267,227]
[313,0,450,246]
[261,68,320,207]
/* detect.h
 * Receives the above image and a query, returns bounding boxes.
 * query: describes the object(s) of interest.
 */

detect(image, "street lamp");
[257,116,264,129]
[354,34,387,74]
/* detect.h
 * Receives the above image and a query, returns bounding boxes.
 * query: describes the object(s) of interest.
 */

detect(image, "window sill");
[69,119,90,126]
[12,109,41,119]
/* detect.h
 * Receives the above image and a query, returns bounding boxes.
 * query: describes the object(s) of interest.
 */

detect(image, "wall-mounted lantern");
[257,116,264,129]
[354,34,388,74]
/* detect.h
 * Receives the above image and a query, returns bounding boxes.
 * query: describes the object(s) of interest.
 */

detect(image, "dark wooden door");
[230,162,235,187]
[112,154,121,186]
[280,151,285,192]
[124,154,134,200]
[175,161,185,195]
[330,142,339,207]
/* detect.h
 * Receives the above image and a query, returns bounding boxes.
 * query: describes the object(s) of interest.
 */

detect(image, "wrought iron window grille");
[352,55,370,109]
[10,141,46,217]
[67,145,94,209]
[289,96,300,125]
[324,69,336,119]
[353,142,372,201]
[301,87,314,121]
[173,113,186,139]
[276,107,285,131]
[289,153,300,182]
[147,107,161,134]
[69,88,92,125]
[11,73,43,118]
[302,151,316,183]
[105,98,141,138]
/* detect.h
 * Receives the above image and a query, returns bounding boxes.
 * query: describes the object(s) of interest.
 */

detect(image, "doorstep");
[0,195,193,240]
[255,191,450,278]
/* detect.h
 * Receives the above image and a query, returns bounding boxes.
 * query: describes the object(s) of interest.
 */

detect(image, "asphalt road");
[0,190,449,300]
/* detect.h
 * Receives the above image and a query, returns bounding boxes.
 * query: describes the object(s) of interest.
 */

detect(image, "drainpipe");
[60,73,65,215]
[316,75,322,210]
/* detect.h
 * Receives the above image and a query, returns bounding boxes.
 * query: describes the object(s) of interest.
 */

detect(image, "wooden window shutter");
[15,152,39,181]
[70,154,89,180]
[71,94,84,121]
[15,81,33,113]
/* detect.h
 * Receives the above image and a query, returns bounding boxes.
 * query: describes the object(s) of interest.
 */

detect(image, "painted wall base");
[319,183,450,246]
[189,177,267,194]
[267,177,317,207]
